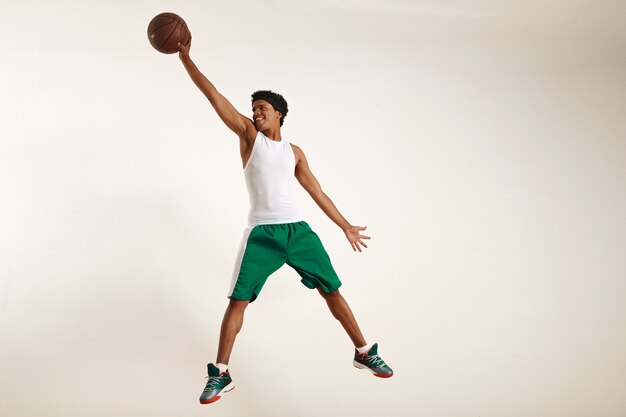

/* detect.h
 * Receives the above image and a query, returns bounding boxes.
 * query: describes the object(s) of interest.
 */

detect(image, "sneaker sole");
[353,360,393,378]
[199,382,236,404]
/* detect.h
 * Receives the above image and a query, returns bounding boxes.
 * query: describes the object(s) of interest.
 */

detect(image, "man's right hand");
[178,36,192,60]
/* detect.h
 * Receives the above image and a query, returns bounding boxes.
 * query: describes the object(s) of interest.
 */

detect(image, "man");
[177,39,393,405]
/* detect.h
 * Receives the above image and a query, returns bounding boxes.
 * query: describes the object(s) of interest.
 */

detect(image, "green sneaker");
[353,343,393,378]
[199,363,235,404]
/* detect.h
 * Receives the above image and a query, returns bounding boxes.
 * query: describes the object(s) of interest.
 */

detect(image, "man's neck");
[262,127,282,141]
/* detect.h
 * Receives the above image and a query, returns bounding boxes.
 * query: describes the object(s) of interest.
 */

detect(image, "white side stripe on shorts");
[227,226,256,298]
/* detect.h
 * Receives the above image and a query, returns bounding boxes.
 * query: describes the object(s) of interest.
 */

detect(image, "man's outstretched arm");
[177,39,255,141]
[292,145,371,252]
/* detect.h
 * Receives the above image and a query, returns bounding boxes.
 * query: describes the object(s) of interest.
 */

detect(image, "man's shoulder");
[290,142,303,156]
[290,142,302,152]
[290,143,308,166]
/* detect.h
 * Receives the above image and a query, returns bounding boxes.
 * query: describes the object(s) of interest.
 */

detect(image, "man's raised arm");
[177,40,255,139]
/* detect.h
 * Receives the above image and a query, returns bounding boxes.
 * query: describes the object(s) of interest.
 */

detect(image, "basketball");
[147,12,191,54]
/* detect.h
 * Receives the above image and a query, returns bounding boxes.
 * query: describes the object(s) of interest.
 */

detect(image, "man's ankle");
[215,363,229,373]
[356,344,373,355]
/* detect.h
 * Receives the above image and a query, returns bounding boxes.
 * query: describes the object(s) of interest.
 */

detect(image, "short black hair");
[251,90,288,126]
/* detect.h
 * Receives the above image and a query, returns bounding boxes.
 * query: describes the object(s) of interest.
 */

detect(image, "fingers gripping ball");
[147,12,191,54]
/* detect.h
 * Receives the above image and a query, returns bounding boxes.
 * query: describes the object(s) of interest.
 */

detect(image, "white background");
[1,1,625,416]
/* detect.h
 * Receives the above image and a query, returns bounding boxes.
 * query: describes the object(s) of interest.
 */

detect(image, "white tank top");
[243,132,303,226]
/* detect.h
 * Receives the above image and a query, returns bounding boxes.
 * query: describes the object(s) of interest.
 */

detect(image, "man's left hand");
[344,225,371,252]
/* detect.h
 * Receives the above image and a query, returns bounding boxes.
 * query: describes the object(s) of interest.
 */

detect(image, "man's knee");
[227,298,250,312]
[318,287,341,300]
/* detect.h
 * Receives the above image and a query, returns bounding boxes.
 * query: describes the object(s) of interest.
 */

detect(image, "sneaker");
[353,343,393,378]
[199,363,235,404]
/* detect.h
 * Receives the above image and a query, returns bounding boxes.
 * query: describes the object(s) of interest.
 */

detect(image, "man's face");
[252,99,281,130]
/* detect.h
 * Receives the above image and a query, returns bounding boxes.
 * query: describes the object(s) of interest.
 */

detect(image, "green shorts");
[228,221,342,302]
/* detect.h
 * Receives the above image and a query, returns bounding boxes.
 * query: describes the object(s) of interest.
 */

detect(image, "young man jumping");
[177,39,393,405]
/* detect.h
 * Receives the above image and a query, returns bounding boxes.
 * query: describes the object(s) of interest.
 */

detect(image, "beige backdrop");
[1,1,625,416]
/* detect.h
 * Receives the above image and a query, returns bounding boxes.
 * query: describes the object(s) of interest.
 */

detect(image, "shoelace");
[363,354,386,368]
[204,375,226,391]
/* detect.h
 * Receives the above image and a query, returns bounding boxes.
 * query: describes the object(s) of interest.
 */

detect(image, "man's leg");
[318,288,366,347]
[200,298,249,405]
[216,298,250,364]
[318,288,394,378]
